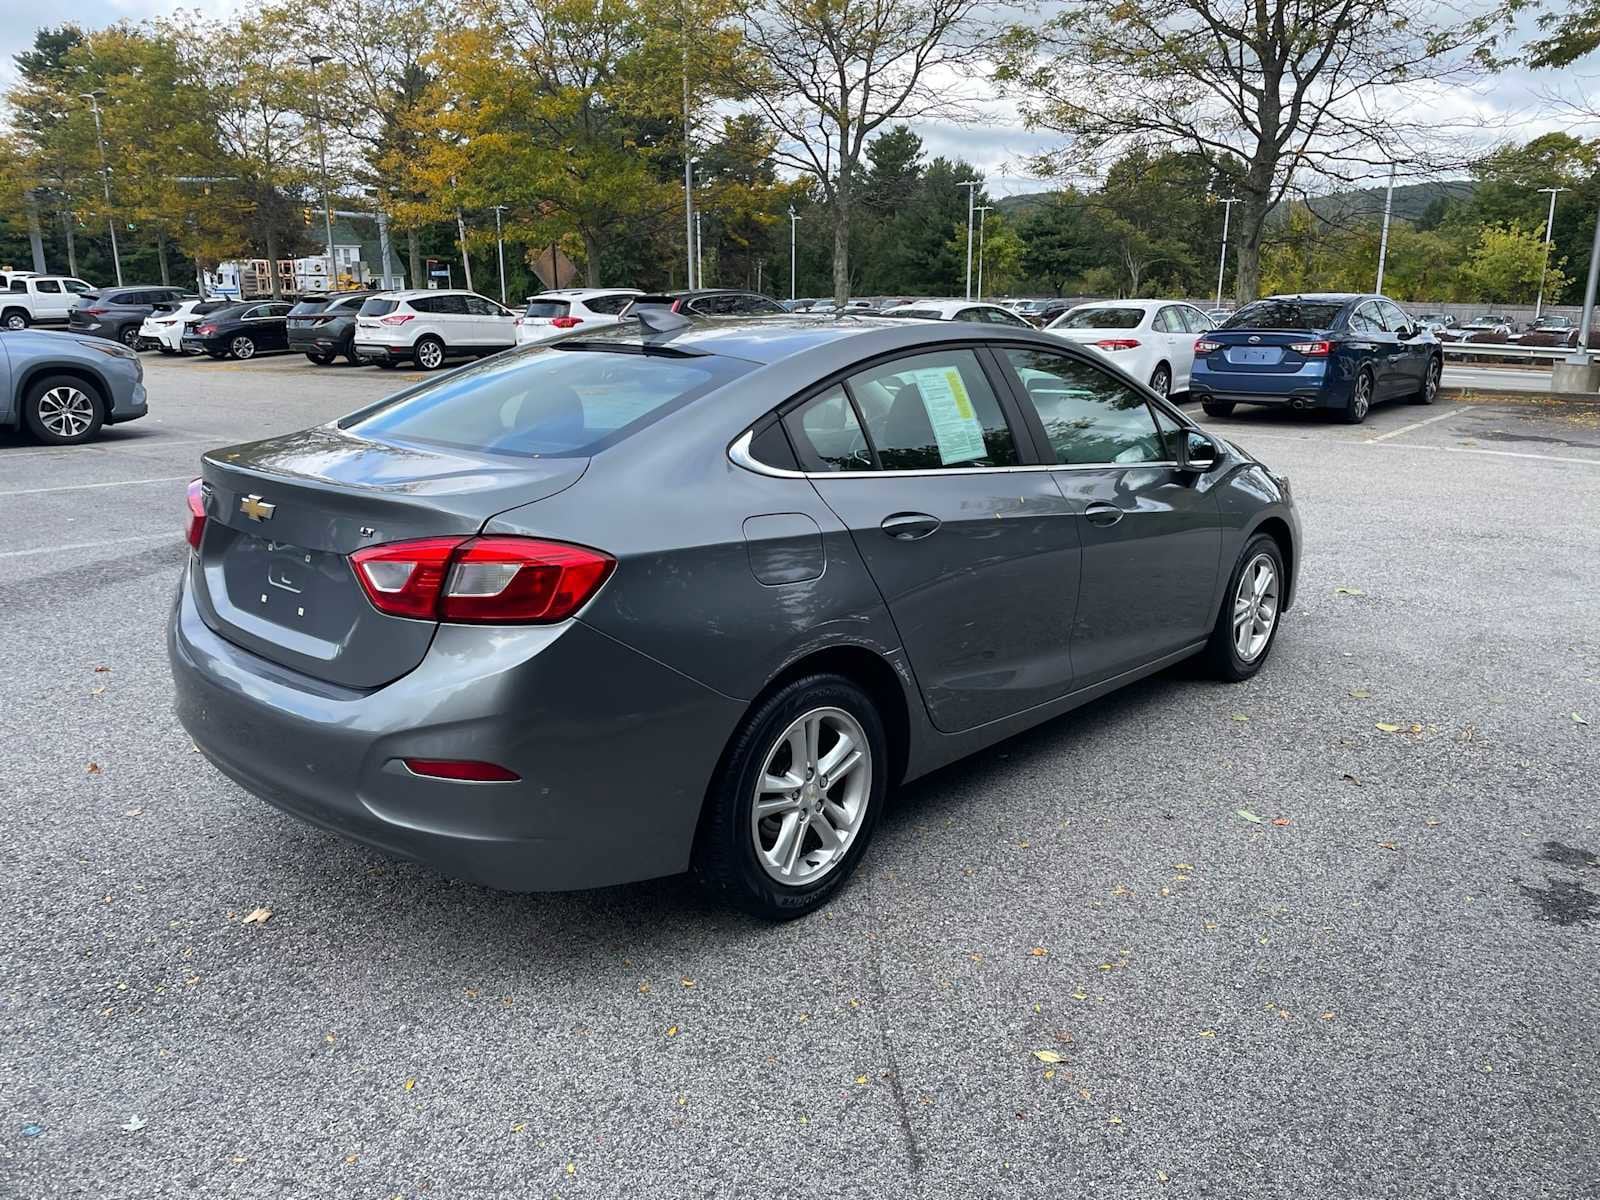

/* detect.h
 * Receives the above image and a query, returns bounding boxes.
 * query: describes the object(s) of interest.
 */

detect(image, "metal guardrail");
[1440,341,1589,363]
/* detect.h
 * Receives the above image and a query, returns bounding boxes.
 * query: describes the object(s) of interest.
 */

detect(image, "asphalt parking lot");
[3,351,1598,1198]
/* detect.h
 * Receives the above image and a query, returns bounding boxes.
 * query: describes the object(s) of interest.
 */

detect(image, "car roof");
[1262,292,1364,303]
[1068,299,1174,309]
[533,288,643,299]
[882,300,1003,317]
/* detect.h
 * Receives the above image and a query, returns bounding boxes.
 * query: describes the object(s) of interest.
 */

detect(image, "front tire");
[306,351,336,365]
[1202,533,1285,681]
[1,308,28,331]
[1201,398,1235,418]
[1342,370,1373,424]
[413,336,446,370]
[229,335,257,360]
[22,375,105,445]
[695,674,888,920]
[1410,357,1441,405]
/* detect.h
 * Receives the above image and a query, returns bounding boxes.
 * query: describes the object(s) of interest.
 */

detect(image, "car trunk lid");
[1197,329,1325,374]
[192,425,588,689]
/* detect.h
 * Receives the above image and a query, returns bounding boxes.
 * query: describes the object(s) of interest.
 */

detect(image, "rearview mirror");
[1178,430,1219,472]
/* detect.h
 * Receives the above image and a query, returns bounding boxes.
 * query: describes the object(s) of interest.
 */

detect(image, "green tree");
[1017,192,1101,295]
[1458,223,1569,304]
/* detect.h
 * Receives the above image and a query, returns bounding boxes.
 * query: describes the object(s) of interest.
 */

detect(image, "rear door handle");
[881,512,941,540]
[1084,502,1125,527]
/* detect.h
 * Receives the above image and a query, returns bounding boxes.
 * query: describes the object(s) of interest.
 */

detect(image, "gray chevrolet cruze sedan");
[169,315,1299,918]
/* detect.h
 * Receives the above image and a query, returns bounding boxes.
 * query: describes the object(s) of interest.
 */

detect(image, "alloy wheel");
[231,335,256,360]
[750,706,872,886]
[120,326,140,348]
[4,313,26,330]
[36,386,95,440]
[1150,365,1171,397]
[1351,374,1372,420]
[1425,360,1440,402]
[1232,553,1279,662]
[418,340,444,369]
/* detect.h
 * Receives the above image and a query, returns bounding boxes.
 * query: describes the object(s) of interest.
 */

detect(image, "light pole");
[974,205,993,300]
[304,55,338,291]
[1375,163,1397,294]
[1535,186,1566,321]
[958,180,980,299]
[788,206,799,302]
[491,204,508,304]
[695,209,704,286]
[1214,196,1239,307]
[79,90,121,286]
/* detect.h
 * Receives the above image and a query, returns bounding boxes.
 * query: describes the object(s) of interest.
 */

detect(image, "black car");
[68,285,192,348]
[180,301,294,360]
[287,291,384,365]
[626,289,788,316]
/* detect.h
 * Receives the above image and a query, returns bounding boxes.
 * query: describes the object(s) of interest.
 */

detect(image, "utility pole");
[1535,186,1566,321]
[789,206,799,302]
[682,1,696,292]
[305,55,338,291]
[491,204,508,304]
[974,206,993,300]
[958,180,979,300]
[1215,196,1239,307]
[451,176,474,292]
[79,90,122,286]
[1375,163,1396,295]
[695,210,704,287]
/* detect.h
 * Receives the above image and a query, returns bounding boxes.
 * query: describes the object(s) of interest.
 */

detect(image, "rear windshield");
[359,298,400,317]
[195,301,231,315]
[290,299,334,315]
[344,346,752,457]
[1052,307,1144,330]
[523,300,570,318]
[1223,300,1346,331]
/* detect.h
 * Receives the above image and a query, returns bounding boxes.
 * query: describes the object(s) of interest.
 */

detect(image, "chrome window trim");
[729,430,1177,479]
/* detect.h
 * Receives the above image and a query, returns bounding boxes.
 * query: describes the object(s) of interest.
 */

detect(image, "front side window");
[35,279,61,294]
[783,385,872,472]
[1379,301,1412,332]
[982,307,1030,327]
[1004,348,1164,466]
[1181,306,1213,333]
[847,349,1018,470]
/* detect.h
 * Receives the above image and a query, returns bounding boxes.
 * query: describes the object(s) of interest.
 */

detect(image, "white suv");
[352,288,519,370]
[515,288,642,346]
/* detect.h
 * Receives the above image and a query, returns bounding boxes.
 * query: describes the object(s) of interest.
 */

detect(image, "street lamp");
[974,205,993,300]
[686,157,699,290]
[788,206,800,302]
[1535,186,1567,321]
[1214,195,1240,307]
[491,204,508,305]
[304,54,338,291]
[958,180,980,299]
[79,90,122,286]
[1375,163,1397,294]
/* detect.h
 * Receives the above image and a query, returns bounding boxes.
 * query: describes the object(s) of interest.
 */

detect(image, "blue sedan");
[1190,293,1442,424]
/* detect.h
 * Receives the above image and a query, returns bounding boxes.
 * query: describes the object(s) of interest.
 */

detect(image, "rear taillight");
[1194,338,1222,354]
[1092,338,1140,351]
[195,323,218,335]
[185,478,206,550]
[550,316,583,328]
[80,307,107,317]
[1290,340,1331,357]
[350,536,615,624]
[670,300,686,312]
[513,317,524,326]
[380,313,413,326]
[401,758,521,782]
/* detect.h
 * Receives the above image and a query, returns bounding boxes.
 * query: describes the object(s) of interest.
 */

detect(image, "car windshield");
[1052,307,1144,330]
[344,346,752,457]
[523,300,569,318]
[883,309,942,319]
[289,299,334,315]
[359,298,400,317]
[1467,315,1504,325]
[1223,300,1346,331]
[1532,317,1568,329]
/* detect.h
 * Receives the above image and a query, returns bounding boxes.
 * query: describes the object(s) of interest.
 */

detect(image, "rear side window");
[883,309,942,319]
[1053,307,1144,330]
[784,386,872,472]
[345,348,750,456]
[523,300,570,318]
[1004,348,1164,466]
[360,298,400,317]
[1224,300,1345,331]
[585,295,633,315]
[847,349,1018,470]
[9,280,24,292]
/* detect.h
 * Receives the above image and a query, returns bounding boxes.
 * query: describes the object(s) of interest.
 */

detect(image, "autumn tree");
[996,0,1498,302]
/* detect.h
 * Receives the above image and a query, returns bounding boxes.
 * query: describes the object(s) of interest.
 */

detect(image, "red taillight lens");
[1290,340,1332,357]
[185,478,206,550]
[380,313,414,326]
[1092,338,1141,351]
[550,316,583,328]
[1194,338,1222,354]
[401,758,521,782]
[350,536,615,624]
[81,307,107,316]
[195,323,218,335]
[670,300,685,312]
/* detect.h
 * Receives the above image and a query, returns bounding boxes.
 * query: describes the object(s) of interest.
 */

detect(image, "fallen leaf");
[94,665,111,673]
[510,1122,526,1133]
[1375,722,1401,732]
[1043,1069,1056,1081]
[1198,1029,1216,1038]
[665,1025,678,1037]
[85,763,102,775]
[855,1074,868,1085]
[1271,817,1292,827]
[1334,586,1364,595]
[240,907,272,926]
[1230,713,1250,722]
[1029,947,1049,957]
[1173,862,1194,871]
[1031,1050,1063,1064]
[1321,1012,1336,1021]
[1158,1169,1171,1183]
[124,808,143,817]
[403,1078,415,1092]
[1071,990,1088,1000]
[1107,1115,1123,1125]
[1349,688,1369,699]
[638,982,651,993]
[1378,841,1399,851]
[120,1115,145,1132]
[1236,809,1262,823]
[91,686,107,696]
[680,977,696,988]
[1573,713,1590,726]
[566,1162,577,1177]
[1342,773,1362,786]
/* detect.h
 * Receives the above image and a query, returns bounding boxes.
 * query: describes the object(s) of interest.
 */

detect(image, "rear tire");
[22,374,105,445]
[306,351,336,365]
[376,359,399,369]
[157,345,178,356]
[118,325,140,349]
[1202,533,1285,682]
[1,308,28,331]
[1410,357,1441,405]
[413,336,446,370]
[1201,398,1235,418]
[1341,370,1373,424]
[694,673,887,920]
[1149,363,1172,398]
[229,335,257,360]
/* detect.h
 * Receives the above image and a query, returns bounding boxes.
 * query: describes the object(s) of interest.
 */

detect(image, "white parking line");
[1366,410,1458,443]
[0,474,190,498]
[1233,429,1600,467]
[0,532,174,560]
[0,437,215,460]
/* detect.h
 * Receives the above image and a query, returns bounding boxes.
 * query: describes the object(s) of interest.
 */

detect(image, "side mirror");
[1178,429,1219,472]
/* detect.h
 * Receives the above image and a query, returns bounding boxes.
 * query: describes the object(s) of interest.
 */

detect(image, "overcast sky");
[1,0,1593,197]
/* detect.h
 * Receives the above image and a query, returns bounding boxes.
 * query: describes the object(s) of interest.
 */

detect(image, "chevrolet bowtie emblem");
[239,494,276,521]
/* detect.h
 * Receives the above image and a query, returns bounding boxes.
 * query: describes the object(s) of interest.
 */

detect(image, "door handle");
[1084,502,1125,527]
[881,512,941,540]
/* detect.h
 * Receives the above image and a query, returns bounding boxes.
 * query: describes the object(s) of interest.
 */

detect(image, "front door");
[1379,300,1429,394]
[787,347,1083,733]
[996,345,1222,686]
[31,279,69,322]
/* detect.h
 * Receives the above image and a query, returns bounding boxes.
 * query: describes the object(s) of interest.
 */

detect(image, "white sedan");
[138,299,226,354]
[880,300,1035,328]
[1043,300,1216,397]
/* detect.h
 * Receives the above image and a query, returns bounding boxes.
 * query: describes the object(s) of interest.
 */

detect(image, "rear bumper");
[1191,361,1352,408]
[352,342,410,362]
[168,567,744,891]
[288,329,349,354]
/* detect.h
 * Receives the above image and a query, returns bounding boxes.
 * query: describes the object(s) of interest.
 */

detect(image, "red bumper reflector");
[401,758,521,782]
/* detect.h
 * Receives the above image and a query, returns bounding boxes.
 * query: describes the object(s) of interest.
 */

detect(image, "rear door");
[31,278,69,321]
[430,293,472,347]
[998,345,1221,686]
[791,345,1082,733]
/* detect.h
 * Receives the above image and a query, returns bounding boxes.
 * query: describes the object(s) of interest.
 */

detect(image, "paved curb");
[1441,387,1600,405]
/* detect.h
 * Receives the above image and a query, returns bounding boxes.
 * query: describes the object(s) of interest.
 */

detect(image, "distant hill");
[994,179,1476,225]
